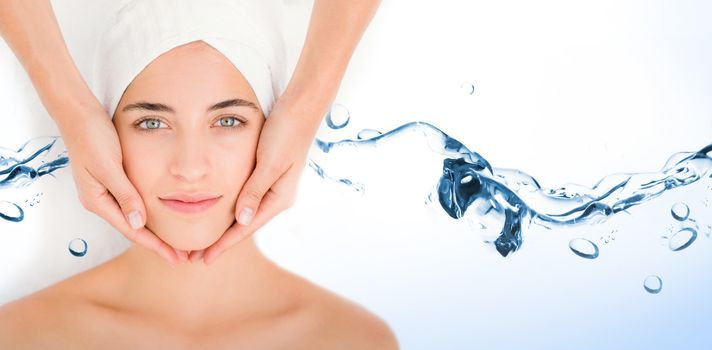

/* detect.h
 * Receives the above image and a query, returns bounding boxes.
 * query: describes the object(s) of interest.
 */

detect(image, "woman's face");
[113,40,265,251]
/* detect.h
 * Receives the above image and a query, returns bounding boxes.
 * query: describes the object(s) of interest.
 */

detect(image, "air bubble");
[325,104,350,129]
[459,82,475,95]
[357,129,382,140]
[569,238,599,259]
[668,227,697,251]
[643,275,662,294]
[68,238,88,257]
[671,202,690,221]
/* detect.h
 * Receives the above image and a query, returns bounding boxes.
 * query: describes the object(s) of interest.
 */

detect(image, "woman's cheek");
[121,135,160,190]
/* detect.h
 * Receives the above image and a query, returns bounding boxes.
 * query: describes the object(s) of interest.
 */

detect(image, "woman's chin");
[145,219,234,251]
[150,228,222,251]
[166,236,220,251]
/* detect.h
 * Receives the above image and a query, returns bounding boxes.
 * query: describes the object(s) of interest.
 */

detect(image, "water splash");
[357,129,383,140]
[3,120,710,294]
[25,192,44,207]
[600,229,617,245]
[311,120,712,258]
[0,136,69,222]
[0,201,23,222]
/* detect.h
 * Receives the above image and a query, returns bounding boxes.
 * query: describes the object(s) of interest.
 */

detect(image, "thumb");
[236,161,284,226]
[100,165,146,230]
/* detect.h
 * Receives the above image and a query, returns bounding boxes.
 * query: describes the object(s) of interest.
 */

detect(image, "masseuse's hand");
[190,95,320,265]
[0,0,190,266]
[58,103,189,266]
[186,0,382,266]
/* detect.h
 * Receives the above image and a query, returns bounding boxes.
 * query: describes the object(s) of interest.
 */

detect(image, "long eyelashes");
[133,116,247,133]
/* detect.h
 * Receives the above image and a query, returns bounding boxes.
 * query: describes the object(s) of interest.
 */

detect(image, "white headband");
[90,0,287,119]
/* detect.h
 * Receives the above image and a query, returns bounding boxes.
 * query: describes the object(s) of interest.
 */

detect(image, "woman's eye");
[214,116,242,128]
[135,116,244,132]
[137,118,166,130]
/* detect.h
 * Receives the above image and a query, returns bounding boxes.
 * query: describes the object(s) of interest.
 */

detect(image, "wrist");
[278,82,338,123]
[29,64,104,126]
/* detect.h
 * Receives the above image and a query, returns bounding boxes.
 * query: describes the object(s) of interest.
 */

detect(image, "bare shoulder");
[293,278,399,350]
[0,287,69,349]
[0,267,108,349]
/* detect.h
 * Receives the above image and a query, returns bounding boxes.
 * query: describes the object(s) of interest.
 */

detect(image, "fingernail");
[238,208,253,225]
[128,211,143,230]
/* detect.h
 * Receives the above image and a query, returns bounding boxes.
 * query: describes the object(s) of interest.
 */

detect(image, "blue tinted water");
[1,113,710,294]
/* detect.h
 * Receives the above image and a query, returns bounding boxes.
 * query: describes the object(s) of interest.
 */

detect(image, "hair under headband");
[90,0,287,119]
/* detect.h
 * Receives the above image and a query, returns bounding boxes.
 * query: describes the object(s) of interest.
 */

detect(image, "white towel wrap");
[90,0,287,119]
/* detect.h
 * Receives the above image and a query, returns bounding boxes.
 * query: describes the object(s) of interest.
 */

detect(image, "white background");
[1,1,711,349]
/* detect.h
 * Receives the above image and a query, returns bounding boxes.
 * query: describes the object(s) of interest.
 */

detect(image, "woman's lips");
[160,197,220,214]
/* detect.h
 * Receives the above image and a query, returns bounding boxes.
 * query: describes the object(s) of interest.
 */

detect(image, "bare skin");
[0,40,398,349]
[0,237,398,349]
[0,0,383,267]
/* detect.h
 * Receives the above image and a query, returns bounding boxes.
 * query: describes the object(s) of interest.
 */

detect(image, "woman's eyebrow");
[121,98,259,113]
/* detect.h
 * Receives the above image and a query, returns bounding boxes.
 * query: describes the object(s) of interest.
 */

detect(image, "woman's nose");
[168,135,210,183]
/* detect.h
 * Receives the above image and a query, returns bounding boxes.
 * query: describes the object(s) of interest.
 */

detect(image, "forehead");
[119,40,259,109]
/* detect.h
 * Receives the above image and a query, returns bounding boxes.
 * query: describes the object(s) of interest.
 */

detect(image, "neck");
[111,235,290,329]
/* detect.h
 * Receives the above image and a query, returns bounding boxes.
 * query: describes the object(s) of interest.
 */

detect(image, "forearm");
[283,0,382,121]
[0,0,99,126]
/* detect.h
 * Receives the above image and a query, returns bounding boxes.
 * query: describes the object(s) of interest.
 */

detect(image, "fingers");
[235,161,288,227]
[92,191,180,266]
[175,249,189,262]
[198,162,303,265]
[188,249,205,263]
[86,167,180,267]
[203,190,282,265]
[97,163,147,231]
[61,111,184,267]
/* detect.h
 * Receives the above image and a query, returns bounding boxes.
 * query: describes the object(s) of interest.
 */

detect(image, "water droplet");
[671,202,690,221]
[325,104,350,130]
[659,236,669,246]
[357,128,382,140]
[569,238,599,259]
[459,81,475,95]
[643,275,662,294]
[668,227,697,251]
[68,238,88,257]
